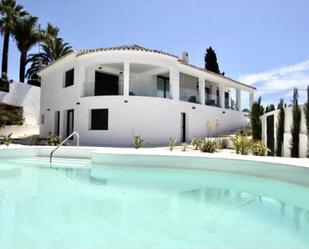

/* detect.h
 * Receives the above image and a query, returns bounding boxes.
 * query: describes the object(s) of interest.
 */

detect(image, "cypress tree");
[265,104,275,113]
[290,88,301,158]
[204,47,223,74]
[250,97,263,140]
[276,99,285,157]
[304,85,309,158]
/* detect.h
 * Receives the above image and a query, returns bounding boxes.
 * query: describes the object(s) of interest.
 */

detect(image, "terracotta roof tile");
[76,44,180,59]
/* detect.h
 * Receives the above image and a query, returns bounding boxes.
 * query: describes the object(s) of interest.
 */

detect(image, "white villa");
[38,45,256,146]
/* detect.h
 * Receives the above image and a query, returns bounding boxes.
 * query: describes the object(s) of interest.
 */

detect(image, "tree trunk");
[1,30,10,78]
[19,50,27,83]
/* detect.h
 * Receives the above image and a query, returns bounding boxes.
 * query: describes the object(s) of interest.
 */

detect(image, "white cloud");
[238,60,309,105]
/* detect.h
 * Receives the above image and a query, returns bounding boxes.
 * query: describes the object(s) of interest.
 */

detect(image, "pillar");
[75,63,86,97]
[219,84,225,108]
[123,61,130,97]
[169,68,180,101]
[236,88,241,111]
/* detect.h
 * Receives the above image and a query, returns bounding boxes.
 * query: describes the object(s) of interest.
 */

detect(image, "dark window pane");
[67,109,74,138]
[157,76,170,98]
[95,72,119,95]
[91,109,108,130]
[65,69,74,87]
[54,111,60,136]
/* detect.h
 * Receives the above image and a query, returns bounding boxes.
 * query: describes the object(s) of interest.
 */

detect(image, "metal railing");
[49,131,80,164]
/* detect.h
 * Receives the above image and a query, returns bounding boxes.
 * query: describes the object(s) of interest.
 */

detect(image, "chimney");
[182,51,189,64]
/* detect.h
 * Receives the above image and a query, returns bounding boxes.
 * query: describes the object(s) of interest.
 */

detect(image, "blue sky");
[4,0,309,105]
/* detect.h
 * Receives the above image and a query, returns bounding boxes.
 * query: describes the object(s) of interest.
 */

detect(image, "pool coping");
[0,145,308,168]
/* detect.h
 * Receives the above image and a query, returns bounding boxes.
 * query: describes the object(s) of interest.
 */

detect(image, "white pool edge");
[0,145,308,168]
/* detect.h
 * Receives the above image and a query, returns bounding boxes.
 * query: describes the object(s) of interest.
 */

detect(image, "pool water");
[0,157,309,249]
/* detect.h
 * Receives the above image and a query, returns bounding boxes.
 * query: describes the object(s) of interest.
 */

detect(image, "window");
[157,76,170,98]
[65,69,74,87]
[225,92,229,109]
[54,111,60,136]
[95,72,119,95]
[66,109,74,138]
[205,87,210,103]
[91,109,108,130]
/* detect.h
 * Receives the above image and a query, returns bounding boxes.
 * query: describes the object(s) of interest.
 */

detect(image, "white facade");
[261,105,308,158]
[38,45,255,146]
[0,82,40,138]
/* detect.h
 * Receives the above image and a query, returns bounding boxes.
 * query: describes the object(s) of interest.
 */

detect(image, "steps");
[8,157,91,169]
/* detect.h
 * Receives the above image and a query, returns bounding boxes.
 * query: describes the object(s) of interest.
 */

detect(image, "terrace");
[81,62,254,111]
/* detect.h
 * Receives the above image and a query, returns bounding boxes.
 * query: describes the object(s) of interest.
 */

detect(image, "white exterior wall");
[40,95,247,146]
[39,50,254,146]
[261,105,308,158]
[0,82,40,138]
[0,82,40,125]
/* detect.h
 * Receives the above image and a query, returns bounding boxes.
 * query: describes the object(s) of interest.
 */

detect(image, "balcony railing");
[81,83,240,110]
[82,82,95,97]
[205,93,219,107]
[82,82,123,97]
[180,95,199,103]
[82,82,172,99]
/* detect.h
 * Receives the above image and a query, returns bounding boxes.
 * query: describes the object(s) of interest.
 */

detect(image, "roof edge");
[178,60,256,90]
[37,51,76,74]
[37,45,256,90]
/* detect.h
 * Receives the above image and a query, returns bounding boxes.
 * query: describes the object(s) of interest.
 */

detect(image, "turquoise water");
[0,157,309,249]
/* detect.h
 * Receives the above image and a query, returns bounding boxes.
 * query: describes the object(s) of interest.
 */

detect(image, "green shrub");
[251,140,270,156]
[276,99,285,157]
[0,105,24,128]
[0,73,10,92]
[168,137,177,151]
[265,104,275,113]
[133,135,144,149]
[290,88,301,158]
[217,137,229,149]
[236,128,252,137]
[181,143,188,152]
[231,135,252,155]
[200,138,218,153]
[47,135,62,146]
[191,138,203,150]
[28,135,40,145]
[0,133,12,146]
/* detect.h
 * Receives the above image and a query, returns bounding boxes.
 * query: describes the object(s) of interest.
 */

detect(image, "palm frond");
[26,26,73,80]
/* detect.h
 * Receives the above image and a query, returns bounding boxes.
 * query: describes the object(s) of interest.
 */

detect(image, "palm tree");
[12,15,41,82]
[26,23,72,84]
[0,0,27,78]
[27,38,72,77]
[46,22,59,37]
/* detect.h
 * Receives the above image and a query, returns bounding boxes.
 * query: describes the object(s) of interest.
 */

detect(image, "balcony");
[82,82,123,97]
[79,62,254,111]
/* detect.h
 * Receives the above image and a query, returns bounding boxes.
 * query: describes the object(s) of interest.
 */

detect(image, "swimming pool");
[0,152,309,249]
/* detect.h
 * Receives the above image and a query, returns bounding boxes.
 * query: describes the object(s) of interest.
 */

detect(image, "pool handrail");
[49,131,80,164]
